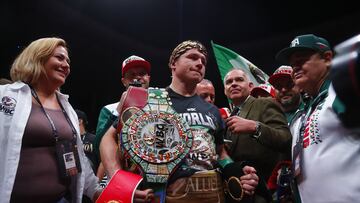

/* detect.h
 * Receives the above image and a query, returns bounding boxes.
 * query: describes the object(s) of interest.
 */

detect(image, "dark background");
[1,0,359,131]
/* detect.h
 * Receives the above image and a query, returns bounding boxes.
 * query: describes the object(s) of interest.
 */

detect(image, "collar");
[8,81,28,90]
[317,79,331,97]
[166,86,197,99]
[10,81,70,101]
[233,95,251,110]
[304,79,331,113]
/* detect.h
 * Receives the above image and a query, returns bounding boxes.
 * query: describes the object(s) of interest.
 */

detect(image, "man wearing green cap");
[276,34,360,203]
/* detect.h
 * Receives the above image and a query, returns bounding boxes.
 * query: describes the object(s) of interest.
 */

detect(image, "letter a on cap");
[291,38,300,47]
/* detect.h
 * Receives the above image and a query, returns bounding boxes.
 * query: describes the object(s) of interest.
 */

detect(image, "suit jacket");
[228,96,291,181]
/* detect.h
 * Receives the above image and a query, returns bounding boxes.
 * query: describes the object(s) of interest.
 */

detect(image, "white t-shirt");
[291,84,360,203]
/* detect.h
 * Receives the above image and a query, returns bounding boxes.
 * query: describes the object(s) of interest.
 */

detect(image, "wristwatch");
[251,121,262,140]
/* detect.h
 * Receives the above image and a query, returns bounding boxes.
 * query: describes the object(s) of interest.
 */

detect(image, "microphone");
[223,106,240,143]
[219,107,231,119]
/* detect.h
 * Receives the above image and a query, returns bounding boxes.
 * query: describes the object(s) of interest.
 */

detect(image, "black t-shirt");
[167,87,225,170]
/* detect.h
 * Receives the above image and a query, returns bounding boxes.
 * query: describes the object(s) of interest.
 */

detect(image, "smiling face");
[289,50,332,96]
[170,48,206,85]
[42,45,70,88]
[224,69,253,106]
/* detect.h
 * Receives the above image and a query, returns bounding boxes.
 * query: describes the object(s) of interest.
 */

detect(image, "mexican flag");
[211,41,269,86]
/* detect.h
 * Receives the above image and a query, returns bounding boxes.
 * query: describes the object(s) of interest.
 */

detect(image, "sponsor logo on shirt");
[179,112,215,129]
[0,96,16,115]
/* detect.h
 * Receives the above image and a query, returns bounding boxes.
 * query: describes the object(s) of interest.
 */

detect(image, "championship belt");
[120,87,193,202]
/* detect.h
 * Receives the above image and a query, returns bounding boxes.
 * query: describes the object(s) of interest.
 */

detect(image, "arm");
[94,106,118,163]
[99,125,121,178]
[253,99,292,152]
[81,141,103,201]
[99,122,155,202]
[67,104,102,201]
[96,162,105,180]
[217,144,258,196]
[226,99,292,152]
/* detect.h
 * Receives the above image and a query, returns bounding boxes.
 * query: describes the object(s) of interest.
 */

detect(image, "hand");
[134,188,154,203]
[240,166,259,196]
[226,116,257,134]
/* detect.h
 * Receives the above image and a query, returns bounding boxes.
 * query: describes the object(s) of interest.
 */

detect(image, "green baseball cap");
[276,34,331,64]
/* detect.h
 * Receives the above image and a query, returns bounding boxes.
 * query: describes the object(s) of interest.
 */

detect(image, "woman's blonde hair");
[10,37,67,85]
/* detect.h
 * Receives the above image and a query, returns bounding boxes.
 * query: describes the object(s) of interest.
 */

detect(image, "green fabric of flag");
[211,41,269,86]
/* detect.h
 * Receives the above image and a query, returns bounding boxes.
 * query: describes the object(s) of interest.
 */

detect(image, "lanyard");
[30,87,77,142]
[297,90,328,144]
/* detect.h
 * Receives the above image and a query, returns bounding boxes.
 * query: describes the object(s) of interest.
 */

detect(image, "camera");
[330,34,360,128]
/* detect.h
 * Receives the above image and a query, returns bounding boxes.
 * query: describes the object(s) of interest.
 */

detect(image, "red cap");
[268,66,293,89]
[122,55,151,76]
[251,83,276,98]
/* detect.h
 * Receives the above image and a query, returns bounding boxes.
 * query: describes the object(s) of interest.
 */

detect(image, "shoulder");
[328,84,346,115]
[254,97,275,104]
[194,94,218,111]
[56,90,70,101]
[0,81,28,91]
[248,97,284,118]
[104,102,120,110]
[254,97,280,108]
[100,102,120,116]
[0,82,30,100]
[196,96,223,122]
[244,96,273,108]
